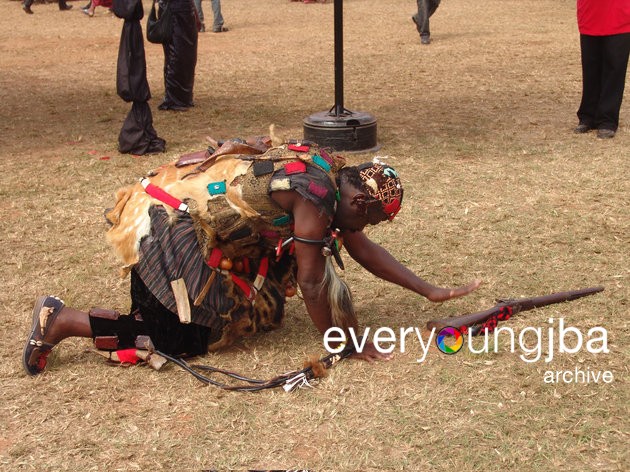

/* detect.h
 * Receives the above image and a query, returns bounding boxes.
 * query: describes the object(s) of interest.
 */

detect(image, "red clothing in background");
[577,0,630,36]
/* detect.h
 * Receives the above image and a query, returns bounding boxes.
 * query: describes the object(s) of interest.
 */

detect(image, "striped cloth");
[134,206,241,335]
[130,159,340,348]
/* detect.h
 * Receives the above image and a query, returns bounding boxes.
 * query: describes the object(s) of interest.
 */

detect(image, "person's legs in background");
[413,0,440,45]
[58,0,73,11]
[193,0,205,32]
[22,0,34,14]
[211,0,227,32]
[576,34,602,133]
[595,33,630,137]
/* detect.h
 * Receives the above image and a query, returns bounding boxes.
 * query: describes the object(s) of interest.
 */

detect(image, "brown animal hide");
[105,154,256,271]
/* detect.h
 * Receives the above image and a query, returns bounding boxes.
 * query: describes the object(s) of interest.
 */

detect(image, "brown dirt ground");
[0,0,628,470]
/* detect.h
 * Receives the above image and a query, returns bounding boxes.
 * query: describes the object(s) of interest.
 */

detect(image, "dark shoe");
[199,23,206,33]
[597,128,615,139]
[59,3,72,10]
[574,122,593,133]
[22,296,65,376]
[158,102,192,111]
[213,26,229,33]
[22,3,34,14]
[421,35,431,45]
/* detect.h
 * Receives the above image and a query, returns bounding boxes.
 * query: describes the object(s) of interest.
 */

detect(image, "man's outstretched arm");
[342,230,481,302]
[271,191,391,362]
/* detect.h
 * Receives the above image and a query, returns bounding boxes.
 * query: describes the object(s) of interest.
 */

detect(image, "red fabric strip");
[116,349,140,364]
[284,161,307,175]
[319,149,334,165]
[260,230,280,239]
[276,238,284,259]
[231,274,252,299]
[383,198,402,220]
[144,182,185,211]
[288,144,310,152]
[207,247,223,268]
[258,257,269,278]
[307,181,328,199]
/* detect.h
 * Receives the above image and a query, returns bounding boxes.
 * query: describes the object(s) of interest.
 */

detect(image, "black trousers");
[159,1,198,110]
[577,33,630,131]
[414,0,441,37]
[89,270,213,356]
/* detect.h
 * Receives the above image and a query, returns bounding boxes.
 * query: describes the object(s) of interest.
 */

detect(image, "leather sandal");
[22,295,65,376]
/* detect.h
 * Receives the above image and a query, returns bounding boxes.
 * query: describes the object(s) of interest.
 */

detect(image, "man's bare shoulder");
[271,190,330,235]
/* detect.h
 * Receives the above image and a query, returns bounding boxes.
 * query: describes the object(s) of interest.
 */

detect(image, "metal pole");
[333,0,344,116]
[303,0,378,151]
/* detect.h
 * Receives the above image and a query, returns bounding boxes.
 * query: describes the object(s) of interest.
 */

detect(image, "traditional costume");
[24,138,403,371]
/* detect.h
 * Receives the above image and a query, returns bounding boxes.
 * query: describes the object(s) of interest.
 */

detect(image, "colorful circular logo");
[436,327,464,354]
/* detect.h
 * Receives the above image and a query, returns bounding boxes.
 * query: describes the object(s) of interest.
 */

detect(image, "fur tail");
[322,257,358,331]
[269,124,285,147]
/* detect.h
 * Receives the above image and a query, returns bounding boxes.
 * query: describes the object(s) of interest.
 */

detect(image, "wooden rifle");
[427,286,604,336]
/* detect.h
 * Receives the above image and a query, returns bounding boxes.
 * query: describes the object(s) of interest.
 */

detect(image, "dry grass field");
[0,0,628,470]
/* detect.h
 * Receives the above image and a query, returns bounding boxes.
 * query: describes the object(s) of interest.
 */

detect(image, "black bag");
[146,0,172,44]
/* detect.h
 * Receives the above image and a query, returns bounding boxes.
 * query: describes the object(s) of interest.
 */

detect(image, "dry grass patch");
[0,0,628,470]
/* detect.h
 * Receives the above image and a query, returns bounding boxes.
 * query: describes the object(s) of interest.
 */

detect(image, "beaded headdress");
[357,161,403,220]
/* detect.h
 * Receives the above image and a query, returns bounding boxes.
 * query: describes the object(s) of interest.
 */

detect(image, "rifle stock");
[426,286,604,335]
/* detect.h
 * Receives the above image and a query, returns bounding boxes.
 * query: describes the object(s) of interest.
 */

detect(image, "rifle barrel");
[506,286,604,311]
[426,286,604,331]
